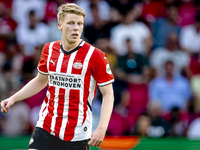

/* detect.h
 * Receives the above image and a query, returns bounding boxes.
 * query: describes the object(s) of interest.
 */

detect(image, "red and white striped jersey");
[36,40,114,141]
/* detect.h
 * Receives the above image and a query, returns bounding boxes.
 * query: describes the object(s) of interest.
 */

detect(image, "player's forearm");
[10,75,48,103]
[97,93,114,131]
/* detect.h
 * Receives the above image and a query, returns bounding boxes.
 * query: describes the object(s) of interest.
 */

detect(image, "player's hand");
[88,127,106,147]
[0,98,15,113]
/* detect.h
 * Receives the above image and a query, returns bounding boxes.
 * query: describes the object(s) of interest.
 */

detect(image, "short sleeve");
[92,49,114,86]
[37,43,50,75]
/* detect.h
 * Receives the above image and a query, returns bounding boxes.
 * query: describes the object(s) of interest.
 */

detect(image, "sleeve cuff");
[98,79,114,87]
[37,67,48,75]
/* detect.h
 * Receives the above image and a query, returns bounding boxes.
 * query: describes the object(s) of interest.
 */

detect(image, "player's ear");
[58,22,62,31]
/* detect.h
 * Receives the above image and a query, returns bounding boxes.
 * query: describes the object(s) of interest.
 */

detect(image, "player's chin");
[69,38,79,43]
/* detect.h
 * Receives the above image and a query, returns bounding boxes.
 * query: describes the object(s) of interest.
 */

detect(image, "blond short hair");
[57,3,86,22]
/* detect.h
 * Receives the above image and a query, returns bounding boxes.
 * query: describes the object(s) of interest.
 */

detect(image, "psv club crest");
[73,60,83,69]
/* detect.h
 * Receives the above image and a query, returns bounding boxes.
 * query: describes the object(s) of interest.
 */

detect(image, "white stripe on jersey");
[59,51,78,140]
[80,41,85,46]
[50,52,64,135]
[72,46,95,141]
[36,90,50,128]
[82,46,95,75]
[36,101,46,127]
[59,89,69,140]
[88,76,96,105]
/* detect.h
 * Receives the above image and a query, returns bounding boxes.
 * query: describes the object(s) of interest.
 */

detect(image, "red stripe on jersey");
[49,42,60,72]
[64,89,80,141]
[42,96,48,113]
[71,44,90,75]
[82,74,91,125]
[61,54,70,73]
[43,86,55,133]
[44,96,48,103]
[54,88,65,137]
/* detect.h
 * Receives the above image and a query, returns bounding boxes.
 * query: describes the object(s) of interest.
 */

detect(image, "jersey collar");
[60,40,84,55]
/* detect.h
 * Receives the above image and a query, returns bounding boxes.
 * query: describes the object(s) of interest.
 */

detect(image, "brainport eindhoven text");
[49,74,82,88]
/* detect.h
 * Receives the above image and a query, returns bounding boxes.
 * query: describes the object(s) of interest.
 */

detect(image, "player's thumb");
[88,134,93,144]
[5,101,14,111]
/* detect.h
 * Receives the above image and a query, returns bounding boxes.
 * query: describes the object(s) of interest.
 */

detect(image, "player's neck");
[62,38,81,52]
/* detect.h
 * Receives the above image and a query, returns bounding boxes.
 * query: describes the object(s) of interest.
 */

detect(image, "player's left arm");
[88,83,114,147]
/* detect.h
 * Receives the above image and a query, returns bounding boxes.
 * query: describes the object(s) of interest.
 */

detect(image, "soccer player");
[0,3,114,150]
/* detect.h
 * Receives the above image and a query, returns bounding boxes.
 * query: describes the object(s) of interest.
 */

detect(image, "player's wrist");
[97,126,107,133]
[9,96,18,104]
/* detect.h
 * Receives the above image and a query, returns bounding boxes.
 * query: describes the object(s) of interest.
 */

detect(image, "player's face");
[58,13,84,44]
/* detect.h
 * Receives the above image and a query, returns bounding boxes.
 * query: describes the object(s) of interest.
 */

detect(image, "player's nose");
[73,24,79,30]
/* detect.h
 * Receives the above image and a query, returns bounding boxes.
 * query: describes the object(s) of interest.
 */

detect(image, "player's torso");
[36,40,96,141]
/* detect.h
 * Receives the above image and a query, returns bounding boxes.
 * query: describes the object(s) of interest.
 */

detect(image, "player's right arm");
[0,72,48,113]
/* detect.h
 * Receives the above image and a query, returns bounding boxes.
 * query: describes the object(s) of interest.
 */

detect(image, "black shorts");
[28,127,90,150]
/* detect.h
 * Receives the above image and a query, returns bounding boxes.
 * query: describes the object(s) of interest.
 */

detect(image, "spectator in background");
[12,0,46,26]
[84,5,122,44]
[101,7,122,38]
[178,0,199,27]
[107,0,134,15]
[141,0,166,23]
[77,0,110,26]
[111,5,152,56]
[190,52,200,113]
[0,2,17,53]
[149,60,191,113]
[16,10,49,56]
[131,113,151,137]
[149,60,192,136]
[146,101,171,137]
[44,0,59,23]
[107,90,130,136]
[84,3,106,44]
[180,11,200,55]
[0,43,23,100]
[191,74,200,113]
[22,45,44,81]
[150,33,190,77]
[151,5,181,49]
[116,38,149,83]
[187,117,200,140]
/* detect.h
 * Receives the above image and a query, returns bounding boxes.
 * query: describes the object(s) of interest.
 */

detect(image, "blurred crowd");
[0,0,200,140]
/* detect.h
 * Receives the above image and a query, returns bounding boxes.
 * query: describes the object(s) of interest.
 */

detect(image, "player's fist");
[0,99,14,113]
[88,127,106,147]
